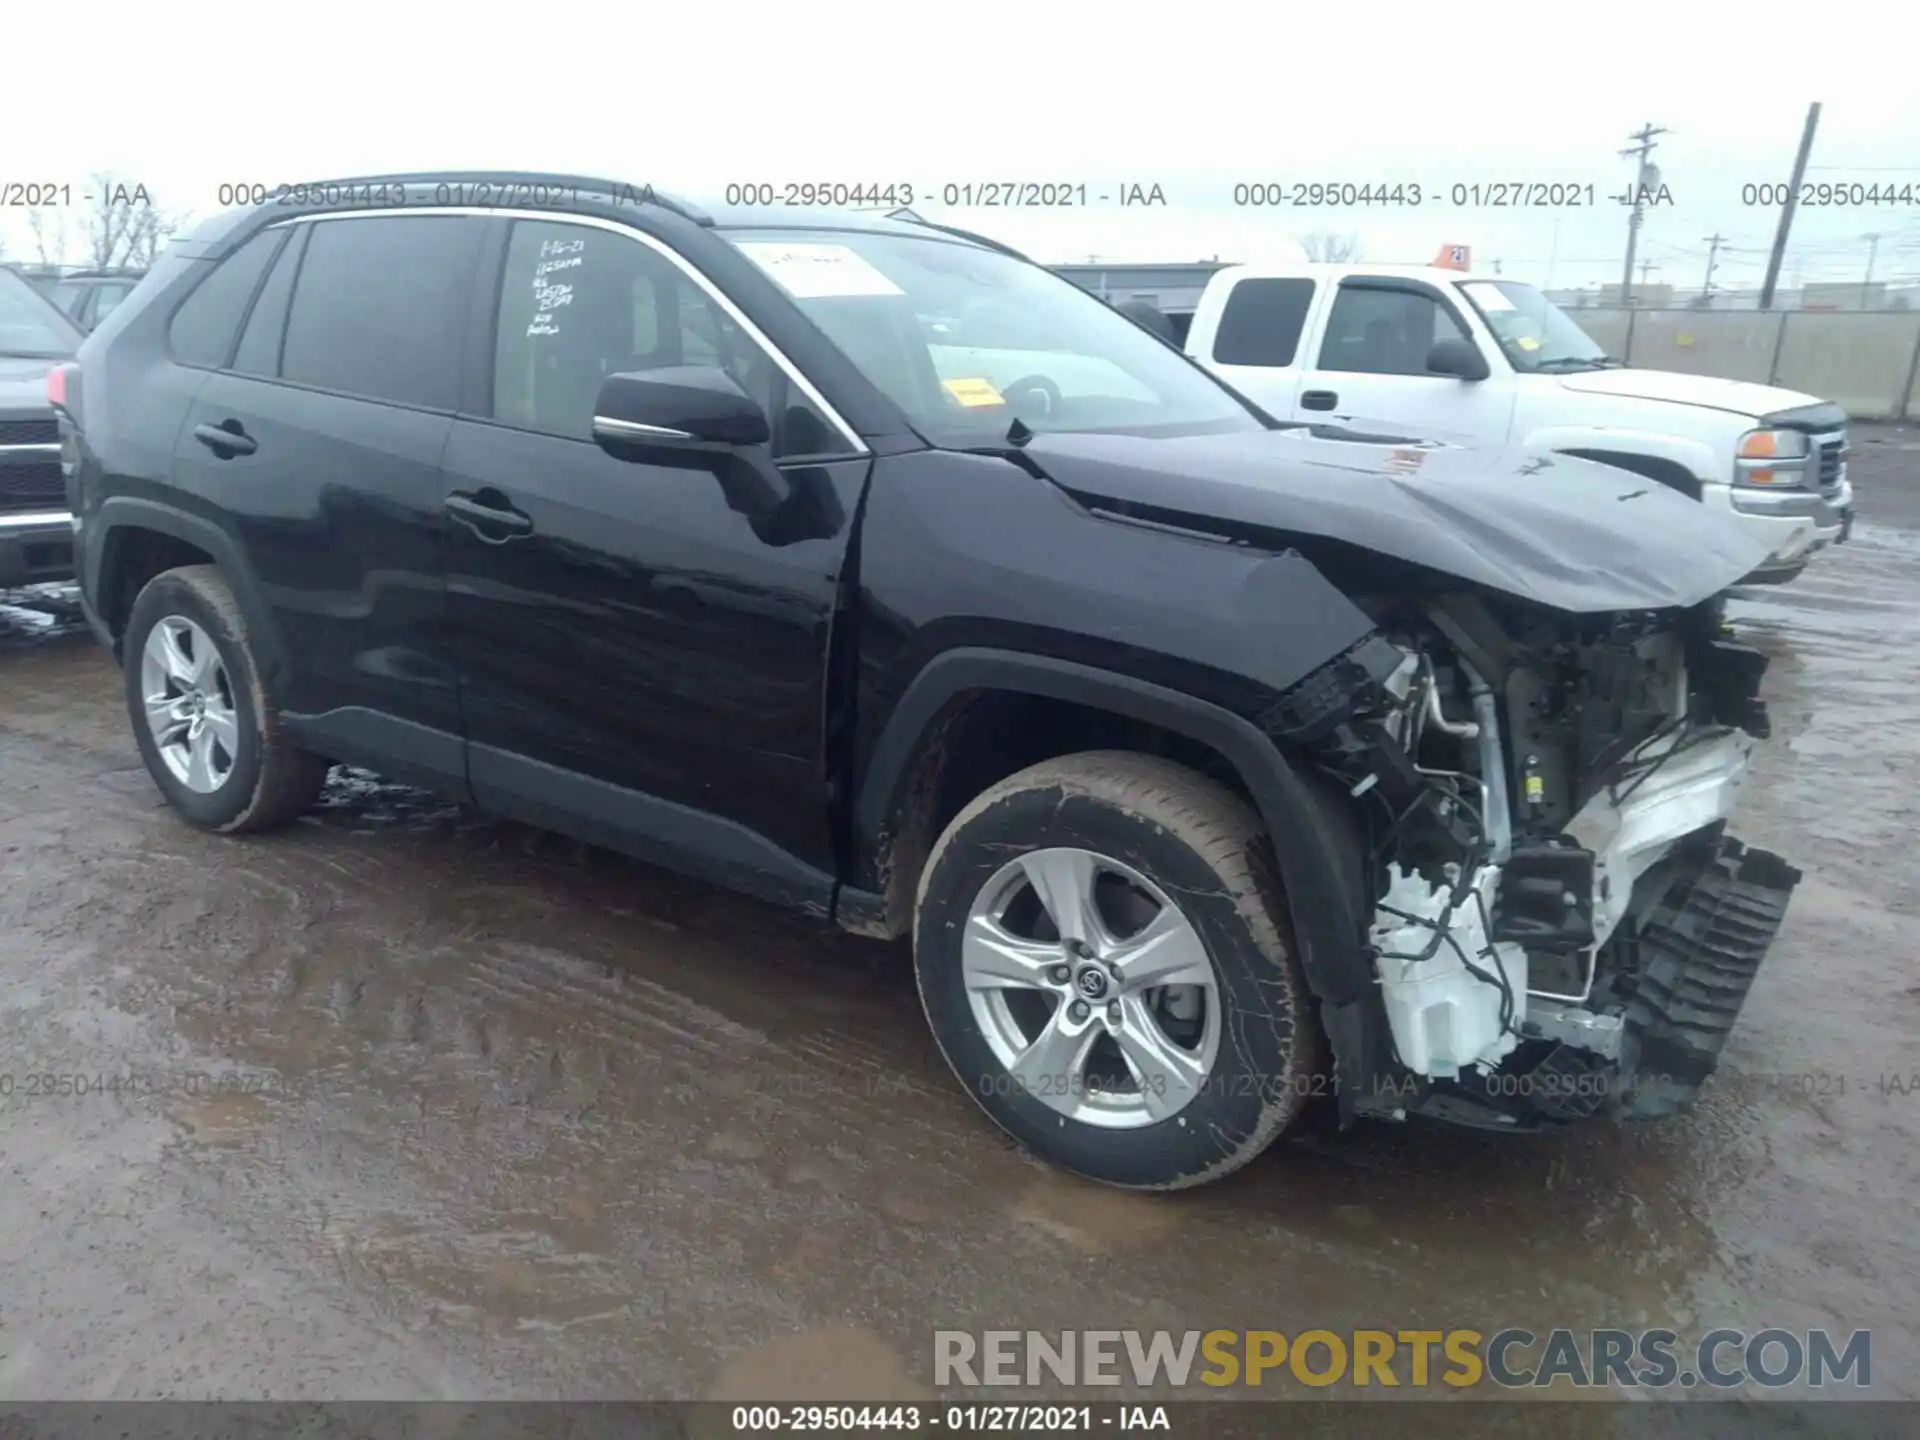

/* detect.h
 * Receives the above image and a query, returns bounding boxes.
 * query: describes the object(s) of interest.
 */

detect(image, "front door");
[441,215,871,906]
[1293,280,1516,446]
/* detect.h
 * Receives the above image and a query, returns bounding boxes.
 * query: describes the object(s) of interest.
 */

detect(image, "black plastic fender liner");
[848,647,1389,1119]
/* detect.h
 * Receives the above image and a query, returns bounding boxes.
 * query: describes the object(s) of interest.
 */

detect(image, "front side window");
[280,216,481,409]
[0,266,84,360]
[1318,286,1469,376]
[722,227,1264,445]
[490,220,838,458]
[1458,280,1612,373]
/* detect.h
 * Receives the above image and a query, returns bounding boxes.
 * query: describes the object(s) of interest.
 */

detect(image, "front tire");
[914,752,1320,1190]
[123,565,330,833]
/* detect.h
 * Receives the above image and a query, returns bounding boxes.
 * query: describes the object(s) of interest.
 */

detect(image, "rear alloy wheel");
[915,752,1320,1190]
[140,615,241,795]
[123,565,331,833]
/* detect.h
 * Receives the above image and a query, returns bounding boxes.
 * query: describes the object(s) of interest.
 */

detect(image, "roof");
[171,172,1015,261]
[1215,261,1487,285]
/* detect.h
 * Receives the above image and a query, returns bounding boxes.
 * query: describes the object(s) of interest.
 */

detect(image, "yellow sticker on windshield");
[942,377,1006,408]
[1517,335,1541,351]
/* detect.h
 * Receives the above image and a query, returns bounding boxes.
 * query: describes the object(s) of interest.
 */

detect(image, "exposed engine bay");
[1269,592,1802,1130]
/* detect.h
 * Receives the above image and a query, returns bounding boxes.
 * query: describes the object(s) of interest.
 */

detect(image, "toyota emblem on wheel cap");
[1075,968,1109,1000]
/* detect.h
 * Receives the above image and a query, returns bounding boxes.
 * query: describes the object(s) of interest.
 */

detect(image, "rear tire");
[914,751,1320,1190]
[123,565,330,833]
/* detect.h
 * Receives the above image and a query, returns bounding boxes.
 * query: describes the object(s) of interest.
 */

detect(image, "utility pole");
[1702,232,1725,300]
[1861,233,1880,308]
[1760,102,1821,310]
[1638,260,1661,294]
[1619,122,1668,306]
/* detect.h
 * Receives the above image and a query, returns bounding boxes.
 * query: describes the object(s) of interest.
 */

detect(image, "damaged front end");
[1264,593,1801,1131]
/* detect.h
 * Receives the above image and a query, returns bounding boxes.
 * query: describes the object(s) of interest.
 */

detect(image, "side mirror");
[1426,338,1491,382]
[592,366,771,455]
[1115,298,1178,346]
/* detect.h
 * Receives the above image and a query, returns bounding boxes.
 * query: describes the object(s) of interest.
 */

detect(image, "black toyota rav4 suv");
[60,173,1801,1189]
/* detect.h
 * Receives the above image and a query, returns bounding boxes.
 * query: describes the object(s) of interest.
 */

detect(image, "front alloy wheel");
[962,847,1221,1128]
[915,752,1322,1190]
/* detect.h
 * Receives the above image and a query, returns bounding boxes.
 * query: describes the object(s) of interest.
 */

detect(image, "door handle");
[445,491,534,542]
[1300,390,1339,411]
[193,421,257,457]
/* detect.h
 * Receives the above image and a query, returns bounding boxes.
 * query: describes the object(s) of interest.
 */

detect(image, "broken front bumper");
[1380,727,1801,1130]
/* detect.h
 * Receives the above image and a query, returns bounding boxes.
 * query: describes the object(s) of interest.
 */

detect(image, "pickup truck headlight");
[1735,427,1812,487]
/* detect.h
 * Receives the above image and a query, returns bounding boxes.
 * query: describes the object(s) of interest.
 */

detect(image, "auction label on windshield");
[735,241,904,299]
[941,377,1006,408]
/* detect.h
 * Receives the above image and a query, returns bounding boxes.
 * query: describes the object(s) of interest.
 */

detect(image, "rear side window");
[1213,278,1315,367]
[280,216,482,410]
[168,231,284,368]
[233,226,308,377]
[92,283,135,325]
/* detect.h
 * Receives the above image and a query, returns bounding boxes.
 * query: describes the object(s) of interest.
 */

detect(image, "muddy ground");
[1,427,1916,1407]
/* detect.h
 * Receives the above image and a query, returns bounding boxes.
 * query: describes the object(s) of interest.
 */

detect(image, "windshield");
[721,228,1265,445]
[1457,280,1611,373]
[0,268,83,359]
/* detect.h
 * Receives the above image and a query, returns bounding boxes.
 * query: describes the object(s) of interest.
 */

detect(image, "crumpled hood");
[1554,367,1821,419]
[1023,427,1771,614]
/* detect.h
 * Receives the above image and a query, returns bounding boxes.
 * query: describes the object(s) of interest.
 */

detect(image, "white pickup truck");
[1170,263,1855,584]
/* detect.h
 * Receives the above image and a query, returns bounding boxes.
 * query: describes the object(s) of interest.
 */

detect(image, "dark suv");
[61,173,1802,1189]
[45,269,148,332]
[0,264,82,588]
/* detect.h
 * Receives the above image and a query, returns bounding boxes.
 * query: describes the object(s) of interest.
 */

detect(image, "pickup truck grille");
[0,460,65,512]
[0,418,58,447]
[1812,431,1846,493]
[0,408,66,515]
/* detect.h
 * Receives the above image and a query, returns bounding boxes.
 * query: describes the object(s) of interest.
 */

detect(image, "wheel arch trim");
[92,497,285,682]
[854,647,1376,1009]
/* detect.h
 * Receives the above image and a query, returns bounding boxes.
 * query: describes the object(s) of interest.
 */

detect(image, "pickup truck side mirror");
[1426,338,1491,382]
[592,366,772,452]
[1115,298,1178,346]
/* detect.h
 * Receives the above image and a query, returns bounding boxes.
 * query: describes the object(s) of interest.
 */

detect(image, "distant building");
[1799,281,1887,312]
[1051,262,1230,316]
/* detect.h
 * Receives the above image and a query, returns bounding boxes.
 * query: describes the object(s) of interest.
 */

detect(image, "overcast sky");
[7,3,1919,292]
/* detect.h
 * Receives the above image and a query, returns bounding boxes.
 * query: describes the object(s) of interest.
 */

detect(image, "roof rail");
[279,171,714,225]
[881,207,1031,261]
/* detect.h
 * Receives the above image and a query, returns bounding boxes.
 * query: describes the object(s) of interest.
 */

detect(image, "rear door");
[1192,275,1318,416]
[439,213,870,905]
[1293,279,1517,444]
[169,212,486,792]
